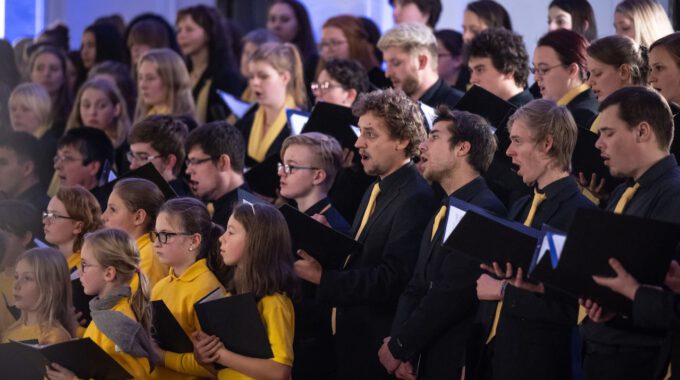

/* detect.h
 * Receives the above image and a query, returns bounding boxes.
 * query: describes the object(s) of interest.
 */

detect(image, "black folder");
[244,154,280,199]
[573,128,623,192]
[194,293,273,359]
[442,198,540,275]
[151,300,193,353]
[301,102,360,151]
[0,338,131,380]
[279,204,361,270]
[529,208,680,316]
[91,163,177,211]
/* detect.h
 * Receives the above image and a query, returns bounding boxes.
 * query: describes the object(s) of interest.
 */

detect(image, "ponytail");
[130,270,152,333]
[284,42,308,109]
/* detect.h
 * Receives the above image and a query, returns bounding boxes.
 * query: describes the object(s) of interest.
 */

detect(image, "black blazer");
[317,163,436,379]
[492,176,596,380]
[389,176,506,379]
[193,63,247,123]
[419,79,463,110]
[235,105,292,168]
[565,88,599,130]
[670,103,680,164]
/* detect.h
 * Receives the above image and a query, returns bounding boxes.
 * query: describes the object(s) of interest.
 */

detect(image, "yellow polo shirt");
[1,321,71,345]
[131,234,168,292]
[0,270,17,338]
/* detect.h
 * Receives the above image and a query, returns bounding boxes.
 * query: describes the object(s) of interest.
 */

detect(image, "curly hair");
[352,88,426,159]
[465,28,529,88]
[322,59,371,95]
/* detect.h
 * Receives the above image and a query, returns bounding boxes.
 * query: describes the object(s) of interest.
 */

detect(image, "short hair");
[616,0,673,48]
[280,132,343,187]
[549,0,598,42]
[465,28,530,88]
[389,0,442,28]
[0,131,42,167]
[242,28,281,46]
[128,115,189,176]
[57,127,115,177]
[250,42,307,109]
[465,1,513,31]
[0,200,42,240]
[126,19,171,52]
[185,121,245,174]
[352,88,426,159]
[377,22,438,67]
[507,99,577,172]
[599,86,674,151]
[9,83,52,132]
[320,15,380,72]
[587,35,650,86]
[432,106,497,173]
[55,185,103,252]
[322,59,372,96]
[434,29,464,58]
[537,29,589,81]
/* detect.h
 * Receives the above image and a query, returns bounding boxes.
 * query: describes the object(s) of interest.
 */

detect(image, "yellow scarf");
[195,79,213,125]
[147,104,171,116]
[248,96,297,163]
[557,83,590,106]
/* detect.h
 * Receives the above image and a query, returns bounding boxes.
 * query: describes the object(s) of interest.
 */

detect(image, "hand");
[72,308,87,328]
[665,260,680,294]
[476,274,504,301]
[378,337,401,374]
[294,249,322,284]
[395,361,417,380]
[311,213,331,228]
[592,258,639,300]
[579,298,616,323]
[481,262,545,294]
[578,172,609,201]
[191,331,223,365]
[152,340,166,363]
[45,363,76,380]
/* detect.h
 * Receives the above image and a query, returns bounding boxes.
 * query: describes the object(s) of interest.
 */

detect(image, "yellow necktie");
[663,364,671,380]
[206,202,215,218]
[487,190,547,343]
[333,183,381,335]
[578,183,641,324]
[430,205,447,241]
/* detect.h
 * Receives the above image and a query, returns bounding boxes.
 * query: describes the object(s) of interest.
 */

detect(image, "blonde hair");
[12,248,75,341]
[66,79,131,148]
[616,0,673,47]
[250,42,307,109]
[55,186,103,253]
[377,22,438,69]
[134,48,195,123]
[9,83,52,133]
[280,132,343,189]
[507,99,577,172]
[83,228,152,332]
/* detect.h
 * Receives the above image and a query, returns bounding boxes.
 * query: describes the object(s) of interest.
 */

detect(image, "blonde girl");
[614,0,673,47]
[2,248,74,345]
[9,83,52,138]
[46,228,158,379]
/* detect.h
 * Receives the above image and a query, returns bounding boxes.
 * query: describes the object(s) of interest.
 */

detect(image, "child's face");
[152,212,194,268]
[278,144,319,201]
[43,196,81,249]
[13,259,40,312]
[78,242,107,296]
[219,216,247,266]
[102,190,139,235]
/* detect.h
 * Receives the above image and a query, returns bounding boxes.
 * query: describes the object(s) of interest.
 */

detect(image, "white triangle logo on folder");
[443,206,467,243]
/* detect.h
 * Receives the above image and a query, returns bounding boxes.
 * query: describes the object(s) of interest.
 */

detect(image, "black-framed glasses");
[310,81,342,93]
[42,211,76,224]
[277,162,319,175]
[127,151,161,163]
[185,157,214,167]
[149,230,193,244]
[529,63,565,76]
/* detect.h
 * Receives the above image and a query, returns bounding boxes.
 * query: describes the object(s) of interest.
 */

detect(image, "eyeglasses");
[318,39,347,50]
[42,211,76,224]
[79,260,101,273]
[149,230,193,244]
[277,162,319,175]
[53,155,85,165]
[185,157,214,167]
[127,151,160,163]
[310,81,342,93]
[530,63,565,76]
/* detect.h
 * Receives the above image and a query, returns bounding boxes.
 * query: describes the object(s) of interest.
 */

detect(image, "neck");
[58,241,75,258]
[212,172,244,201]
[536,167,569,190]
[99,282,119,300]
[129,227,146,240]
[561,79,584,99]
[499,83,524,102]
[296,190,327,214]
[412,71,439,101]
[380,158,410,180]
[81,176,98,191]
[13,177,39,197]
[25,311,39,326]
[442,68,461,87]
[190,48,210,74]
[263,99,286,125]
[161,169,176,182]
[172,257,196,278]
[631,151,668,181]
[441,166,479,196]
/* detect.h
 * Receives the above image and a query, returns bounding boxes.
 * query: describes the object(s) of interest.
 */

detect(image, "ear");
[636,121,653,143]
[86,160,102,177]
[19,231,33,247]
[457,141,472,157]
[20,159,35,179]
[72,220,84,236]
[113,102,122,119]
[189,233,202,251]
[103,266,117,282]
[164,154,178,173]
[346,88,358,105]
[618,64,632,83]
[396,138,410,152]
[502,69,515,81]
[217,153,232,173]
[583,20,590,33]
[132,208,148,228]
[417,53,429,70]
[312,169,327,186]
[281,70,291,87]
[542,134,554,154]
[567,62,580,79]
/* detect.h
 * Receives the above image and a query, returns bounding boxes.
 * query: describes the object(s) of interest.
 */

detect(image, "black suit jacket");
[235,105,292,168]
[419,79,463,110]
[565,88,599,130]
[507,89,535,107]
[670,104,680,164]
[193,63,247,123]
[493,176,596,380]
[389,176,506,379]
[317,163,436,379]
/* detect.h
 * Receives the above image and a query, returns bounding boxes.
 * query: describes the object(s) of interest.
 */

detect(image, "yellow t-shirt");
[0,270,17,337]
[217,293,294,380]
[131,234,168,293]
[150,259,224,379]
[83,297,151,379]
[1,321,71,345]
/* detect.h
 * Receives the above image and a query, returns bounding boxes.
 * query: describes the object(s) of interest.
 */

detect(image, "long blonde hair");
[83,228,152,333]
[9,83,52,134]
[250,42,307,109]
[66,79,131,148]
[616,0,673,47]
[13,248,75,339]
[134,48,195,123]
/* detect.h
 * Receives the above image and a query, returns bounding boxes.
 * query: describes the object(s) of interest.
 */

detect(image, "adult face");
[176,15,209,57]
[595,104,643,179]
[80,31,97,69]
[53,145,98,189]
[128,142,172,176]
[248,60,290,109]
[267,3,299,43]
[138,60,167,108]
[468,56,511,99]
[436,39,461,83]
[532,46,573,102]
[355,111,408,178]
[383,46,421,97]
[418,120,457,184]
[319,26,350,62]
[548,6,573,32]
[0,147,28,197]
[586,55,627,102]
[30,52,64,96]
[185,146,222,201]
[463,10,488,44]
[313,69,354,107]
[614,11,635,41]
[279,144,319,200]
[392,1,429,25]
[649,47,680,104]
[506,118,551,186]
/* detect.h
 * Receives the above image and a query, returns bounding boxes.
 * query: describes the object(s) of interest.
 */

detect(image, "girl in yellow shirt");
[101,178,169,288]
[194,202,297,380]
[45,228,159,379]
[2,247,74,345]
[150,197,229,379]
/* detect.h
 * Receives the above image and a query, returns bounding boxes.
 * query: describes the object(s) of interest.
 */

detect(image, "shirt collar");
[557,83,590,106]
[136,233,151,250]
[377,162,415,195]
[168,258,210,283]
[537,175,576,201]
[450,176,485,202]
[303,197,331,216]
[418,79,445,104]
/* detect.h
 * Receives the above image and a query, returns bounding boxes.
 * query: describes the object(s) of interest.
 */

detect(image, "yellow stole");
[147,104,171,116]
[195,78,213,125]
[557,83,590,106]
[248,96,297,163]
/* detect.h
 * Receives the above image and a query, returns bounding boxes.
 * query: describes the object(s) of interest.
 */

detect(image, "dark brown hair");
[128,115,189,176]
[587,35,650,86]
[537,29,590,81]
[112,178,165,232]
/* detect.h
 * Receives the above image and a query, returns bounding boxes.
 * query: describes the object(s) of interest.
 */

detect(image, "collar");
[418,78,445,104]
[67,252,81,271]
[147,105,171,116]
[450,176,486,203]
[213,184,247,206]
[537,175,577,201]
[507,90,534,107]
[136,233,151,250]
[377,162,416,195]
[557,83,590,106]
[168,258,210,283]
[303,197,331,216]
[635,155,678,188]
[248,95,297,162]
